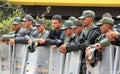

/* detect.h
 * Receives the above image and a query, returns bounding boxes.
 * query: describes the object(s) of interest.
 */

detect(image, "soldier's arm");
[66,42,86,52]
[41,31,65,47]
[14,36,30,44]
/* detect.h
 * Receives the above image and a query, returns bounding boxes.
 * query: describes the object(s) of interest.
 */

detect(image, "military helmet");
[85,48,102,67]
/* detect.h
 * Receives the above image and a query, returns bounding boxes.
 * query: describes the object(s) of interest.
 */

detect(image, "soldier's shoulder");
[92,25,100,29]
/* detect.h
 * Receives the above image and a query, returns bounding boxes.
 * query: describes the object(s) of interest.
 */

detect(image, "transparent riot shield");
[100,45,114,74]
[68,51,82,74]
[49,48,65,74]
[0,42,11,74]
[34,46,50,74]
[24,47,38,74]
[63,53,70,74]
[87,45,114,74]
[12,44,28,74]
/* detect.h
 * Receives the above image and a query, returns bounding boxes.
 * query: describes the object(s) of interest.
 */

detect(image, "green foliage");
[0,9,23,35]
[0,0,23,36]
[45,19,52,30]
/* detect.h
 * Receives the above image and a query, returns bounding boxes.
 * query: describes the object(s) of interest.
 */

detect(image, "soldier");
[35,19,49,39]
[59,20,76,53]
[58,20,76,74]
[9,14,38,45]
[9,17,23,36]
[61,20,76,41]
[58,10,101,74]
[59,20,83,53]
[28,19,49,52]
[86,17,114,74]
[37,14,65,49]
[92,12,114,49]
[1,17,23,44]
[21,14,38,37]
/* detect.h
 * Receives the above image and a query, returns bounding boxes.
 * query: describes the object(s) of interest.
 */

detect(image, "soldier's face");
[37,25,44,33]
[13,24,21,30]
[75,26,83,35]
[23,21,31,28]
[100,24,109,34]
[51,19,62,29]
[82,17,92,27]
[64,28,73,36]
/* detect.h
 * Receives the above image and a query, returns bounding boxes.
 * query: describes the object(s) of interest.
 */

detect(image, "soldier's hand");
[51,45,57,50]
[38,38,46,44]
[106,30,118,41]
[3,40,9,45]
[59,44,66,53]
[35,42,38,47]
[28,39,32,44]
[9,38,15,45]
[95,43,103,52]
[85,46,91,52]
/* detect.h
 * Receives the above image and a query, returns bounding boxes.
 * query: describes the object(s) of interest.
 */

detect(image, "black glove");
[28,42,36,53]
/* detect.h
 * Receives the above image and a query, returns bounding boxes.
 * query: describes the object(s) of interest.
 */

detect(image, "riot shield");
[100,45,113,74]
[49,48,65,74]
[24,47,38,74]
[68,51,82,74]
[64,53,70,74]
[113,46,119,74]
[34,46,50,74]
[12,44,28,74]
[0,42,11,74]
